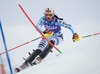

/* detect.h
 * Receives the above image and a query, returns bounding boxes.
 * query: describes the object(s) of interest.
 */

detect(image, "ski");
[14,53,60,73]
[14,63,34,73]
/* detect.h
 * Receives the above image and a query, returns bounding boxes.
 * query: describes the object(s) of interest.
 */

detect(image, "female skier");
[23,8,79,65]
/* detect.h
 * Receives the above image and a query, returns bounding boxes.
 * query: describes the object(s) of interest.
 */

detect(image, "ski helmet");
[44,8,55,18]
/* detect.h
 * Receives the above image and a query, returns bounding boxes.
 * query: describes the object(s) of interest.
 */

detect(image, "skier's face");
[45,14,53,21]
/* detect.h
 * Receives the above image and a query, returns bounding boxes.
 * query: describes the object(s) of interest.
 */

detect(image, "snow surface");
[0,0,100,74]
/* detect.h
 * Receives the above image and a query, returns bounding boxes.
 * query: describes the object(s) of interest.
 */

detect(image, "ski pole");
[82,32,100,38]
[0,36,41,55]
[19,4,62,54]
[73,32,100,42]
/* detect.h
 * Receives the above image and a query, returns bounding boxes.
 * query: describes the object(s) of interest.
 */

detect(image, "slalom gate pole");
[18,4,62,54]
[82,32,100,38]
[0,36,42,55]
[0,20,13,74]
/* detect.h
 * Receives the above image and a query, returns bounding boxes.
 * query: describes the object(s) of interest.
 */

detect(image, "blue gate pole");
[0,20,13,74]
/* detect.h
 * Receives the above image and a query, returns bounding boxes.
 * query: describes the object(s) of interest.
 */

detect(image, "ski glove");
[72,33,80,42]
[43,30,54,38]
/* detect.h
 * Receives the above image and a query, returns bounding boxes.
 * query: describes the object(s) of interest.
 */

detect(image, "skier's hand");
[43,30,54,38]
[72,33,80,42]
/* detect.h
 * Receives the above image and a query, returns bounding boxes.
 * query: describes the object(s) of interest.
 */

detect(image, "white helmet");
[44,8,55,17]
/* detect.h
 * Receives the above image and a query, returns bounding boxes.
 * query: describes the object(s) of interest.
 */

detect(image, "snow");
[0,0,100,74]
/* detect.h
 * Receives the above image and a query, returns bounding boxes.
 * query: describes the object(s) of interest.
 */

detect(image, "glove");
[72,33,80,42]
[43,30,54,38]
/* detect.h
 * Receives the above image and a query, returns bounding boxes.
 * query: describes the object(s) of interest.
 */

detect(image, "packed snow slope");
[0,0,100,74]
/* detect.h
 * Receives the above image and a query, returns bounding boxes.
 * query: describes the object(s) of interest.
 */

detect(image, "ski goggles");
[45,14,53,17]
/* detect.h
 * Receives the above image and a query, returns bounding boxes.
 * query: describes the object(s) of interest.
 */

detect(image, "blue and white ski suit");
[36,16,75,51]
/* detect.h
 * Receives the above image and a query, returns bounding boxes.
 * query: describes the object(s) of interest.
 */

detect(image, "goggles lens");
[45,14,53,17]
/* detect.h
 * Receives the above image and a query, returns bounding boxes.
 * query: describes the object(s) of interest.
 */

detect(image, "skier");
[15,8,79,72]
[24,7,79,65]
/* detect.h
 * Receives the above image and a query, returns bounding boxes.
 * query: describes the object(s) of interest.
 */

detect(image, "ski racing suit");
[36,16,75,50]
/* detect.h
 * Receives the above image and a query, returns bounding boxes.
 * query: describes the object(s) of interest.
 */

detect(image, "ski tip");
[14,68,20,73]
